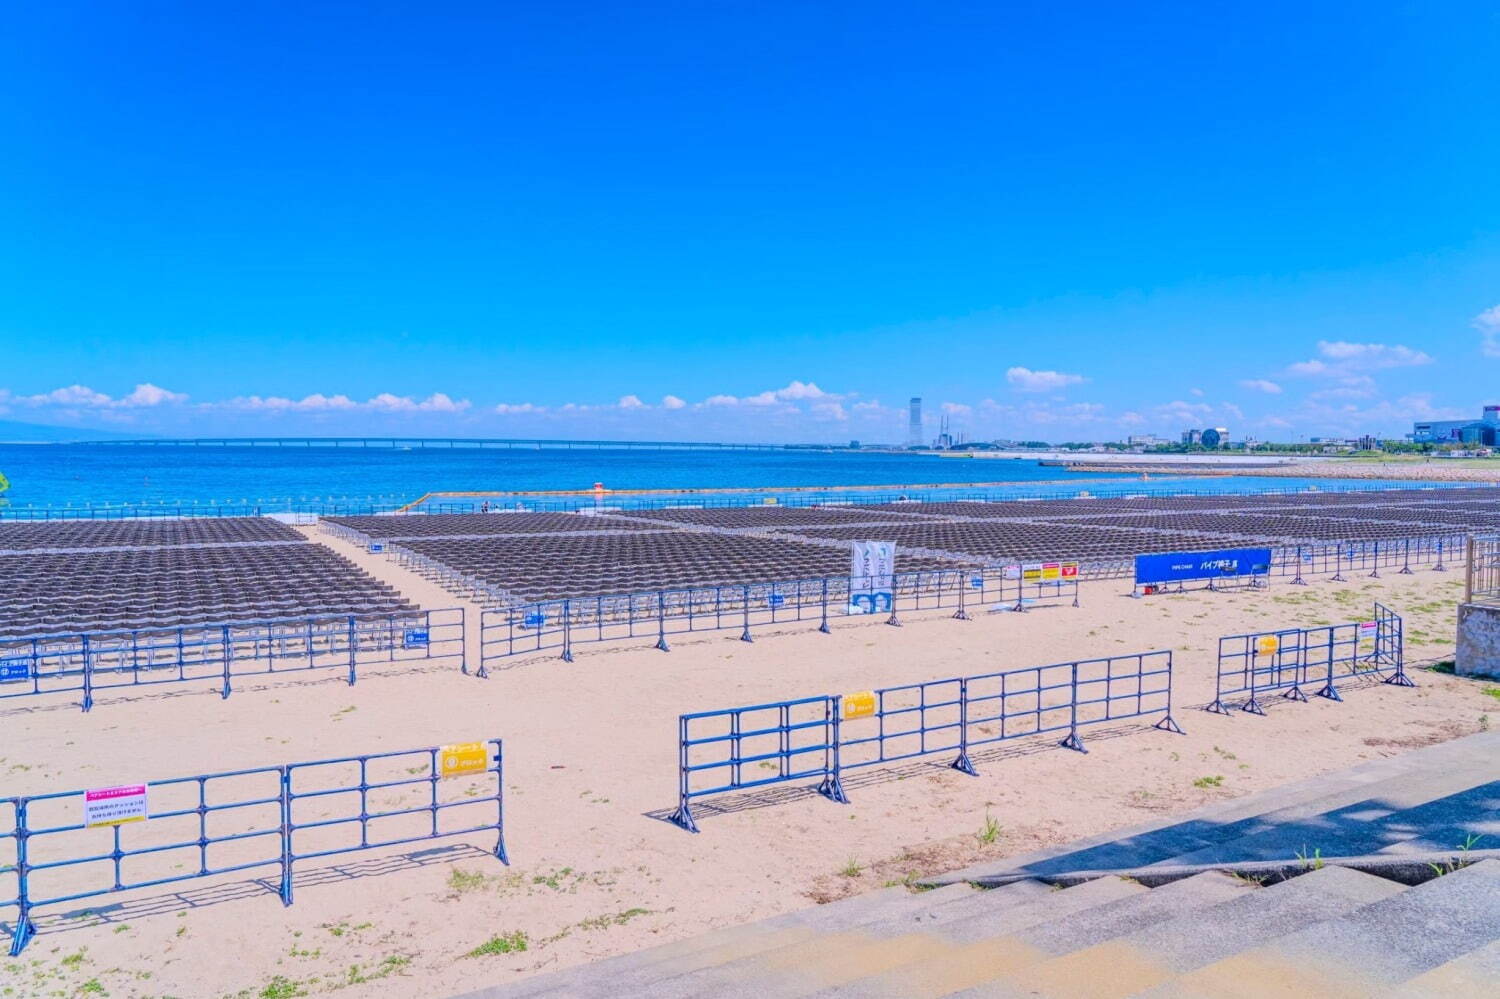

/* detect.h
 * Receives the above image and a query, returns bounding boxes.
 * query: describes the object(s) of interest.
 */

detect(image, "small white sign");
[84,784,149,828]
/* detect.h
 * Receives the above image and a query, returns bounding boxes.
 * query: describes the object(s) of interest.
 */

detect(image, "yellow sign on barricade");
[843,690,877,720]
[1255,635,1279,656]
[438,742,489,779]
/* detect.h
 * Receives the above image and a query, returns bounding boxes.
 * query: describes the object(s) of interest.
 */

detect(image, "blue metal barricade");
[668,696,841,833]
[1209,602,1409,714]
[669,651,1180,831]
[0,608,466,712]
[2,739,505,955]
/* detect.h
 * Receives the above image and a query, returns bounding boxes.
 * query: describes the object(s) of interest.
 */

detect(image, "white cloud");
[1474,305,1500,358]
[1239,379,1282,395]
[940,402,973,417]
[810,401,847,421]
[17,383,191,409]
[773,380,835,401]
[702,394,739,407]
[1005,367,1087,392]
[1289,340,1432,377]
[494,402,545,414]
[1189,387,1205,397]
[617,394,646,410]
[364,392,471,413]
[120,383,189,407]
[660,394,686,410]
[1315,341,1432,367]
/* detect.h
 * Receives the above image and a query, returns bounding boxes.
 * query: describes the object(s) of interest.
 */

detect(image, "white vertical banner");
[848,540,896,614]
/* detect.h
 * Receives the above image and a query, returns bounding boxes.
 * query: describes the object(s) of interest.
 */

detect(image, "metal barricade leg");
[953,575,970,621]
[1154,653,1184,734]
[493,743,510,863]
[1316,628,1343,702]
[345,618,357,686]
[818,578,831,634]
[1242,650,1266,716]
[80,634,94,713]
[815,698,850,804]
[561,600,574,663]
[1058,663,1087,752]
[655,590,670,652]
[950,679,978,775]
[740,584,753,643]
[667,717,699,833]
[222,625,235,699]
[8,799,34,955]
[278,766,294,905]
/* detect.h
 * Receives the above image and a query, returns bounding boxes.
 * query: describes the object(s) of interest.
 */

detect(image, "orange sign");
[843,690,877,720]
[438,742,489,779]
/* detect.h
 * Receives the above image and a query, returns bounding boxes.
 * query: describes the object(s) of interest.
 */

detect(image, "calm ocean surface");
[0,443,1437,512]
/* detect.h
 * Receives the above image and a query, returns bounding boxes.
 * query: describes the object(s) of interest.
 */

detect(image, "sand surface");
[1,537,1492,999]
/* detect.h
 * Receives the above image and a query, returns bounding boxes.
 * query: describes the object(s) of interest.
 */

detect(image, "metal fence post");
[1368,541,1381,579]
[278,765,294,905]
[816,696,849,804]
[818,577,831,634]
[1243,644,1266,716]
[667,716,698,833]
[1154,652,1184,734]
[954,572,970,621]
[561,599,574,663]
[1292,545,1306,585]
[655,590,670,652]
[1434,539,1446,572]
[221,625,233,699]
[1331,545,1346,583]
[1401,537,1413,575]
[1465,536,1475,603]
[740,584,753,642]
[1317,628,1341,701]
[346,617,357,686]
[951,678,978,775]
[80,633,93,713]
[492,739,509,863]
[7,798,34,955]
[1059,662,1086,752]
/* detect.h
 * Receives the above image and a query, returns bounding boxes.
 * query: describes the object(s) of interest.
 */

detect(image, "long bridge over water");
[74,436,798,450]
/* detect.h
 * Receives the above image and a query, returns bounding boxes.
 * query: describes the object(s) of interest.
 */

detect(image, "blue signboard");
[970,576,984,589]
[523,612,546,628]
[0,658,31,683]
[767,593,785,608]
[402,628,429,649]
[1135,547,1272,585]
[369,543,385,554]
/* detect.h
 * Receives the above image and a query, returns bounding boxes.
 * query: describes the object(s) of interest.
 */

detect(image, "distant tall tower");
[908,397,923,447]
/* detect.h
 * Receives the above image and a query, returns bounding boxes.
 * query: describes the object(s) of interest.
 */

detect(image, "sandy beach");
[1,534,1491,999]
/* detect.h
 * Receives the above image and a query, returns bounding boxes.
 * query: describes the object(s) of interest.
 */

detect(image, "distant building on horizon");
[1413,405,1500,446]
[908,397,923,447]
[1181,427,1228,448]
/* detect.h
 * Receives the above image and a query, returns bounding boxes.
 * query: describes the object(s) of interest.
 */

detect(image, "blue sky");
[3,1,1498,442]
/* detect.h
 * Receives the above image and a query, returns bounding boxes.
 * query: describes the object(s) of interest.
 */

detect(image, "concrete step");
[470,883,984,999]
[1156,774,1500,867]
[818,872,1249,999]
[589,879,1102,999]
[930,731,1500,886]
[655,877,1147,999]
[990,866,1405,998]
[1144,859,1500,997]
[1389,938,1500,997]
[465,885,913,999]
